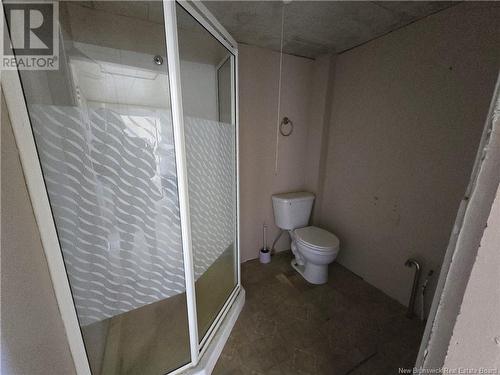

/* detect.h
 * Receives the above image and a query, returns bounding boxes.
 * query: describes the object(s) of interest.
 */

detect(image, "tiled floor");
[213,251,425,374]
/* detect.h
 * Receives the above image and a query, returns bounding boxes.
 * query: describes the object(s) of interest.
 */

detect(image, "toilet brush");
[259,224,271,264]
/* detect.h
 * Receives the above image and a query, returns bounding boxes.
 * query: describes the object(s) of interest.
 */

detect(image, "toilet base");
[291,258,328,285]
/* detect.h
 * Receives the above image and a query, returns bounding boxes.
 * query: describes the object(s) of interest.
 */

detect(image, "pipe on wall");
[405,258,422,319]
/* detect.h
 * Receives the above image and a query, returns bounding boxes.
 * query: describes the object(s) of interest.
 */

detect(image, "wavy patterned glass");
[29,105,185,325]
[17,2,191,373]
[176,3,238,341]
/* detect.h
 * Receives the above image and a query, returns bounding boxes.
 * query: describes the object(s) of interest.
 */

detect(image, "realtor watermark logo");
[2,0,59,70]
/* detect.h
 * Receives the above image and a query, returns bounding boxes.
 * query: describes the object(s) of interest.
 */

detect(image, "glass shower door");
[176,4,238,342]
[12,2,191,374]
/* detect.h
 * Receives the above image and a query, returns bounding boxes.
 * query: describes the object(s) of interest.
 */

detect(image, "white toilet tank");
[272,192,315,230]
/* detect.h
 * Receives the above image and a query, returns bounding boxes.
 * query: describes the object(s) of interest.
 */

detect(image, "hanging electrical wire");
[274,3,286,175]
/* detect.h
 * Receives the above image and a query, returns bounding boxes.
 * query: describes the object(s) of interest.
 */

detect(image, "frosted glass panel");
[176,4,238,341]
[14,2,190,374]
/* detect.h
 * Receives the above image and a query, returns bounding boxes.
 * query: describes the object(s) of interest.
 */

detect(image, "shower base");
[183,288,245,375]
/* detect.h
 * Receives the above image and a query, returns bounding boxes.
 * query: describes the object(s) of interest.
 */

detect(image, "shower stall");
[3,1,242,374]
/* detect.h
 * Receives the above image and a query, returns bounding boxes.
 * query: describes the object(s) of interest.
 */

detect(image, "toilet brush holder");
[259,224,271,264]
[259,248,271,264]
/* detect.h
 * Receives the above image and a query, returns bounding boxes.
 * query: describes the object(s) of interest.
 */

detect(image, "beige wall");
[1,93,76,375]
[238,44,315,262]
[316,2,500,313]
[304,54,337,223]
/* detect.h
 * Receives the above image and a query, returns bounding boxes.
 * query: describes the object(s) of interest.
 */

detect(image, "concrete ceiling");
[203,1,456,59]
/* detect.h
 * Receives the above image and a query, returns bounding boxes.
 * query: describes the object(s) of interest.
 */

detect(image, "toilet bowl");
[290,226,340,284]
[272,192,341,284]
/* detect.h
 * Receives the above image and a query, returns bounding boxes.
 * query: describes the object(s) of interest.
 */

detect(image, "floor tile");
[213,251,425,375]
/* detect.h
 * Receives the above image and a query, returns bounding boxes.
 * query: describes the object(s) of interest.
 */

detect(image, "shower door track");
[2,1,241,374]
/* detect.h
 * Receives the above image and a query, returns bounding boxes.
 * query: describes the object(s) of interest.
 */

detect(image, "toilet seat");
[294,226,339,252]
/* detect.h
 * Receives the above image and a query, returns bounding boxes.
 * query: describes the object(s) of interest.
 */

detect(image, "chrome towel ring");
[280,117,293,136]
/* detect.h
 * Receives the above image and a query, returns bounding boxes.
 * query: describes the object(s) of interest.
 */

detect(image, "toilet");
[272,192,340,284]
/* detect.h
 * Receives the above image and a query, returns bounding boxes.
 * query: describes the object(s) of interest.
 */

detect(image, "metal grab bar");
[405,258,421,319]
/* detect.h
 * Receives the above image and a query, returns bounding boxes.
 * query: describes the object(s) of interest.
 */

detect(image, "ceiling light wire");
[274,4,286,176]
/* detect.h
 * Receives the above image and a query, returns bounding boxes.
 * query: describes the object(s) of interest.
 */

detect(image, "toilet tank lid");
[272,191,315,203]
[295,226,339,250]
